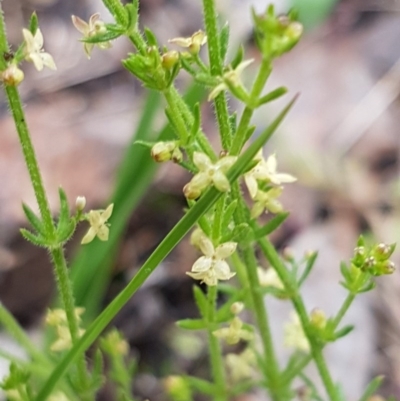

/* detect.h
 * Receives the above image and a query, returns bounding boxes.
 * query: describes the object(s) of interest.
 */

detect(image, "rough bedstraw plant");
[0,0,396,400]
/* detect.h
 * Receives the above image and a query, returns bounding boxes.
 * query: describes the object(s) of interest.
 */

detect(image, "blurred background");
[1,0,400,400]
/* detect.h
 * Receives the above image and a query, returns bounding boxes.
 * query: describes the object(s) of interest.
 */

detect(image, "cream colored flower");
[187,236,236,286]
[169,30,207,55]
[245,151,296,199]
[208,59,254,101]
[81,204,114,244]
[183,152,237,199]
[22,28,56,71]
[257,267,284,289]
[284,312,310,352]
[226,348,256,382]
[1,64,24,86]
[213,317,253,345]
[71,13,111,59]
[251,187,284,218]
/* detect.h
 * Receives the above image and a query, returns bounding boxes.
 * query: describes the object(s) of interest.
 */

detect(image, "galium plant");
[0,0,396,400]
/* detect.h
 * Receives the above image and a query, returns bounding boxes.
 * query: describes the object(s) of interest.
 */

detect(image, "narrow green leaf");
[192,285,208,317]
[358,376,384,401]
[57,187,69,228]
[29,12,38,35]
[144,27,158,47]
[81,30,122,44]
[333,325,354,339]
[20,229,48,248]
[230,45,244,69]
[254,212,289,239]
[22,203,44,234]
[219,22,230,62]
[189,103,201,143]
[125,1,139,32]
[339,261,350,282]
[221,199,237,229]
[298,251,318,286]
[185,376,215,395]
[257,87,287,106]
[36,97,296,400]
[57,220,76,244]
[176,318,206,330]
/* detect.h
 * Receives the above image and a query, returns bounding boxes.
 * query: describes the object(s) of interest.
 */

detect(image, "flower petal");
[214,260,235,281]
[266,153,277,173]
[41,53,57,70]
[81,227,97,244]
[215,242,237,259]
[193,152,212,172]
[97,225,109,241]
[101,203,114,222]
[71,15,89,34]
[217,156,237,173]
[192,256,212,272]
[212,170,230,192]
[244,174,258,199]
[198,237,214,258]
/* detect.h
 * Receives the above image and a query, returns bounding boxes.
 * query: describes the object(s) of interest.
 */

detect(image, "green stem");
[257,237,340,401]
[212,195,225,243]
[164,87,189,143]
[202,0,231,150]
[230,59,272,155]
[332,293,356,328]
[207,285,227,401]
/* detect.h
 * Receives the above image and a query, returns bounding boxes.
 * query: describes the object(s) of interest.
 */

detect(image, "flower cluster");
[151,141,182,163]
[244,151,296,218]
[46,308,85,352]
[183,152,237,199]
[351,238,396,276]
[187,233,236,286]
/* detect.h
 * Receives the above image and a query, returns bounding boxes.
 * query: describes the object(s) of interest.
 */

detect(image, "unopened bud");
[151,141,177,162]
[76,196,86,211]
[183,182,202,200]
[379,260,395,275]
[162,50,179,69]
[1,64,24,86]
[164,376,191,401]
[230,302,244,315]
[310,308,327,330]
[282,247,294,261]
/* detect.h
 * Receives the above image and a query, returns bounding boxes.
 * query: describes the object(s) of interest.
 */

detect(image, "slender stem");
[257,237,340,401]
[207,286,227,401]
[164,87,189,143]
[202,0,231,150]
[332,293,356,328]
[230,59,272,155]
[212,195,225,243]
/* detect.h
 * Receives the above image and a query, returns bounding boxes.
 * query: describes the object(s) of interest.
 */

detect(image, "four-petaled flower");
[71,13,111,59]
[22,28,56,71]
[257,267,284,289]
[183,152,237,199]
[187,236,236,286]
[251,187,284,218]
[169,30,207,55]
[208,59,254,101]
[81,203,114,244]
[213,317,253,345]
[284,312,310,352]
[245,151,296,199]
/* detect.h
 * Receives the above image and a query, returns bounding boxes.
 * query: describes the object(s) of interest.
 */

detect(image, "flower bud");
[164,376,191,401]
[162,50,179,69]
[75,196,86,211]
[1,64,24,86]
[183,182,202,200]
[151,141,177,162]
[230,302,244,315]
[310,308,327,330]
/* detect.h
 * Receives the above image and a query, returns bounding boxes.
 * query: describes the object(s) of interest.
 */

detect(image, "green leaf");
[57,187,70,228]
[192,285,208,317]
[340,261,350,282]
[219,23,230,62]
[176,318,206,330]
[133,140,155,148]
[298,251,318,286]
[357,376,384,401]
[81,29,122,44]
[35,97,296,401]
[189,103,201,143]
[230,45,244,69]
[230,223,252,243]
[57,220,76,244]
[257,87,287,106]
[254,212,289,239]
[221,199,237,229]
[22,203,44,234]
[185,376,214,395]
[125,1,139,32]
[333,325,354,339]
[20,229,48,248]
[144,27,158,47]
[29,12,39,35]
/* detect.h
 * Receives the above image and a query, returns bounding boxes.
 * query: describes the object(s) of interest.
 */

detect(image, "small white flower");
[72,13,111,59]
[208,59,253,101]
[226,348,256,382]
[81,204,114,244]
[213,317,253,345]
[257,267,284,289]
[245,151,296,199]
[186,236,236,286]
[251,187,284,218]
[169,30,207,55]
[22,28,56,71]
[284,312,310,352]
[183,152,237,199]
